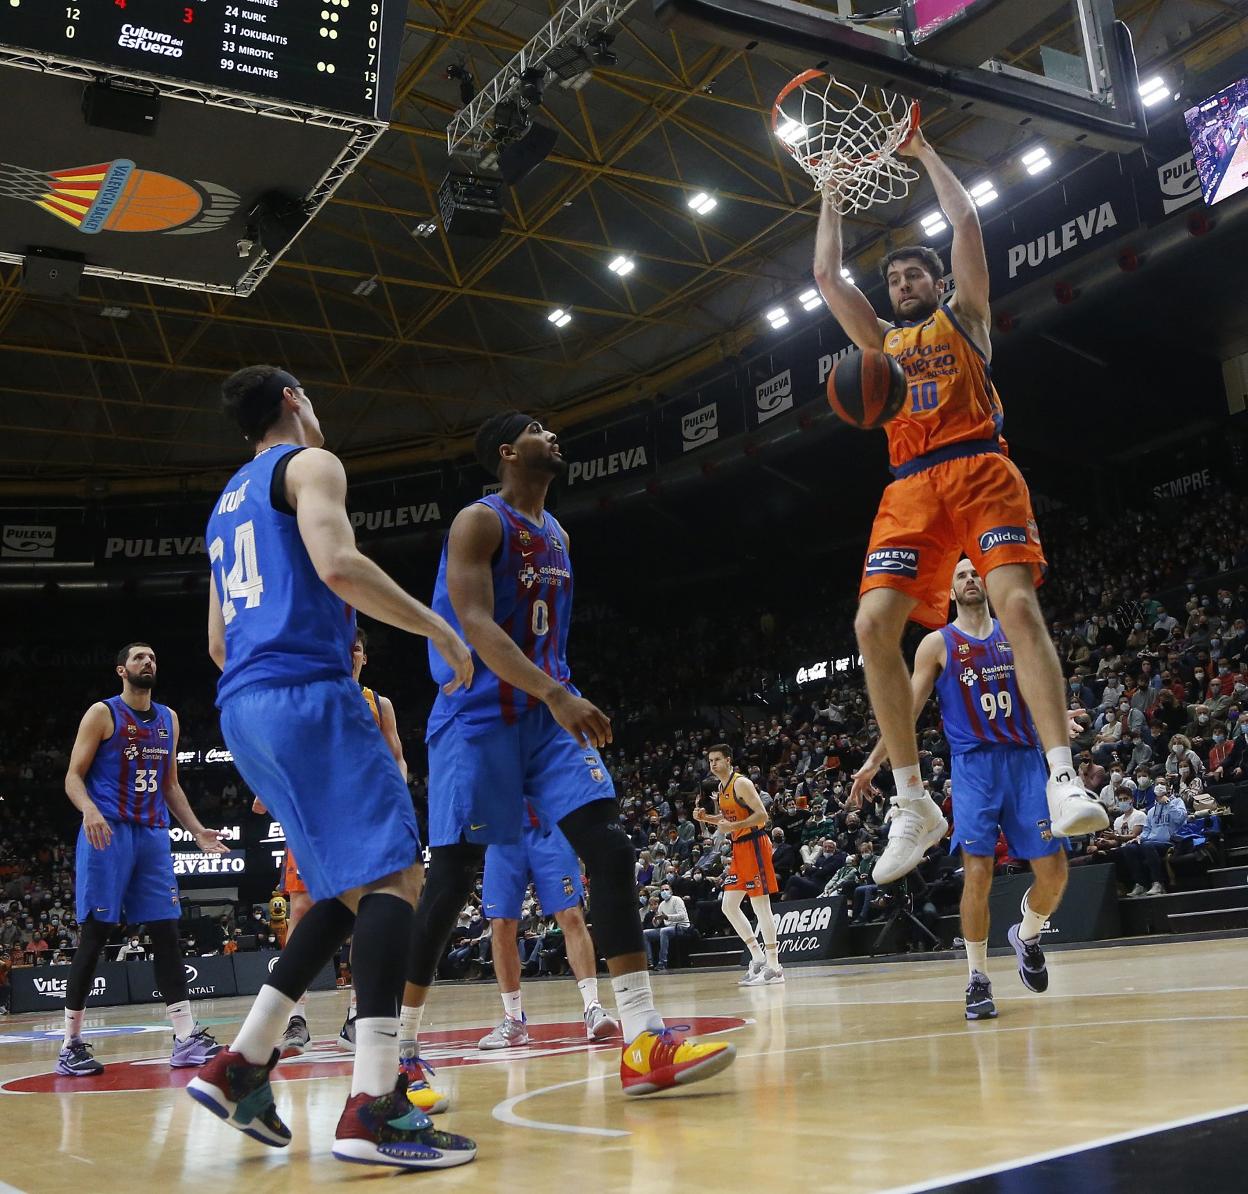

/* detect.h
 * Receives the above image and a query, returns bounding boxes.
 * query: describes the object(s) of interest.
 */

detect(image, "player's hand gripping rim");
[547,689,612,749]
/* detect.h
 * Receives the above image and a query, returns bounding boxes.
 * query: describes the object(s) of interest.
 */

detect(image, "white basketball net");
[773,73,920,215]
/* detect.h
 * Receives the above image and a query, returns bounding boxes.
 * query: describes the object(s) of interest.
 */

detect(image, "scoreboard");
[0,0,404,121]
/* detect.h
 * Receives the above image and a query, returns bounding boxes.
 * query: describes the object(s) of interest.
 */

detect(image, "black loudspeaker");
[437,173,505,238]
[498,123,559,186]
[82,81,161,136]
[246,192,311,255]
[22,250,85,298]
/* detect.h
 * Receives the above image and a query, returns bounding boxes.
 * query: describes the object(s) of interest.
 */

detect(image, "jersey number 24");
[209,521,264,624]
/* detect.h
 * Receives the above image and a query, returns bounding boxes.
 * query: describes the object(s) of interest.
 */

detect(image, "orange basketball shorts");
[282,848,309,896]
[859,451,1046,630]
[723,830,778,895]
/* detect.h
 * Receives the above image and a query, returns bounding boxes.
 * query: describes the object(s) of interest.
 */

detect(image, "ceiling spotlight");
[776,118,808,145]
[920,210,948,235]
[544,43,593,88]
[968,179,998,207]
[352,276,378,297]
[765,306,789,330]
[1020,146,1051,175]
[519,67,545,108]
[798,288,822,311]
[1138,75,1170,108]
[236,236,255,258]
[687,191,717,215]
[445,62,476,106]
[588,28,617,67]
[608,255,635,276]
[548,307,572,328]
[99,305,130,319]
[411,221,437,238]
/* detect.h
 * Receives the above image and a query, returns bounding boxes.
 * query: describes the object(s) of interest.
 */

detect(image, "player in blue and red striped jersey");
[59,642,227,1076]
[852,559,1074,1021]
[399,411,734,1098]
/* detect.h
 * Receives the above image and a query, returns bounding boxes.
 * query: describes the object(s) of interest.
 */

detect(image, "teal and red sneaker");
[332,1075,475,1169]
[186,1047,290,1148]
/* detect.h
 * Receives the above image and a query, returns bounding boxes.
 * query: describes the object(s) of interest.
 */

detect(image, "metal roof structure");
[0,0,1242,495]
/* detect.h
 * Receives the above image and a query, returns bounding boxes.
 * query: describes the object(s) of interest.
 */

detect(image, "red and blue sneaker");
[332,1075,476,1169]
[186,1047,291,1147]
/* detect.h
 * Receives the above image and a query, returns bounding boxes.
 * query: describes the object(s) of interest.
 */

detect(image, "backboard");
[653,0,1147,152]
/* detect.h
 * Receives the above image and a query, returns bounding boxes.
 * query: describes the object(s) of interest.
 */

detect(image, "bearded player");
[812,124,1106,885]
[397,412,734,1098]
[853,560,1073,1019]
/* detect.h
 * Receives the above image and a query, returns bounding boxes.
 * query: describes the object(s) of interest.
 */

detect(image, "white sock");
[501,989,523,1021]
[577,976,599,1012]
[233,985,295,1065]
[893,764,926,803]
[398,1003,424,1057]
[64,1007,85,1047]
[1045,747,1075,778]
[966,939,988,978]
[166,999,195,1041]
[750,895,779,968]
[1020,894,1047,941]
[348,988,357,1014]
[351,1016,400,1097]
[290,992,308,1022]
[611,970,665,1045]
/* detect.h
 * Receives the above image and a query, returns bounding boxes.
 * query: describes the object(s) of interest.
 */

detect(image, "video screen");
[1184,77,1248,207]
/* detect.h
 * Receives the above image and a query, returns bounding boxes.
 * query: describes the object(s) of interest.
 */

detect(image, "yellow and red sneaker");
[399,1054,450,1115]
[619,1026,736,1096]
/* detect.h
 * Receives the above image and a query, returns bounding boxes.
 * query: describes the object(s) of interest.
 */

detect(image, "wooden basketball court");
[3,936,1247,1192]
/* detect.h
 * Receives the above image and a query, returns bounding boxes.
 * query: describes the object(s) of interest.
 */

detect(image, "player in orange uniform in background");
[811,123,1106,886]
[695,744,782,986]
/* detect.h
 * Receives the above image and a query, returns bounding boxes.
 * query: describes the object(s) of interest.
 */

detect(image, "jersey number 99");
[980,690,1012,720]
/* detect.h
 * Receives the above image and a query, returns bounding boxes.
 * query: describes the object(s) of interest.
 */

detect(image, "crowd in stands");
[3,489,1248,1007]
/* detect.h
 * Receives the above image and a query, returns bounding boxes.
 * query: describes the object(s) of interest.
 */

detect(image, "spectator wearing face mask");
[1077,751,1107,797]
[1091,709,1124,766]
[1208,723,1245,784]
[1205,679,1232,720]
[1119,781,1188,896]
[1165,734,1203,779]
[1098,770,1136,811]
[1122,733,1154,774]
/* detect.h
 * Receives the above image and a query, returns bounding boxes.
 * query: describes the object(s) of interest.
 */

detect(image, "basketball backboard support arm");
[652,0,1147,151]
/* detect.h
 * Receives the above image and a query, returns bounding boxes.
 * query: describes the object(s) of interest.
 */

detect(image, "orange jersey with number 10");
[882,305,1005,472]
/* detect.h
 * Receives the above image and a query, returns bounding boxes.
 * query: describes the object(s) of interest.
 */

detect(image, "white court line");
[490,1014,1248,1140]
[874,1101,1248,1194]
[0,1182,29,1193]
[780,982,1248,1007]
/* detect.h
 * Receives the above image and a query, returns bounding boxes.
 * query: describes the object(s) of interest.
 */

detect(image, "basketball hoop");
[772,71,921,215]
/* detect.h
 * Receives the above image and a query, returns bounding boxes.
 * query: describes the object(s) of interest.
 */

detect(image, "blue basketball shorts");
[482,820,585,920]
[220,677,421,902]
[950,744,1063,860]
[426,704,615,847]
[75,820,180,924]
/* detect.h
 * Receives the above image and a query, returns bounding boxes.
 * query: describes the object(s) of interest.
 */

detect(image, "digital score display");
[0,0,404,121]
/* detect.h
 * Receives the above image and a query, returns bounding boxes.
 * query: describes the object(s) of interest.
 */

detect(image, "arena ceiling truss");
[0,0,1243,494]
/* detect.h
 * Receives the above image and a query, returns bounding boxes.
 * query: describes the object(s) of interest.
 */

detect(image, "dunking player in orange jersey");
[695,745,782,986]
[812,122,1106,885]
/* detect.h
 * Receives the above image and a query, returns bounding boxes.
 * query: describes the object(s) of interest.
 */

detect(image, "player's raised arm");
[446,503,611,748]
[64,703,114,850]
[900,128,991,334]
[283,447,472,692]
[852,630,948,801]
[812,188,892,351]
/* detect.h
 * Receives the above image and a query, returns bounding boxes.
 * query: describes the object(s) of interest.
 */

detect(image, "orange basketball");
[828,348,907,430]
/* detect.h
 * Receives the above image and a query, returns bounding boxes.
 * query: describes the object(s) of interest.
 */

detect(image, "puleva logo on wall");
[349,502,441,532]
[755,369,793,423]
[681,402,719,452]
[1005,202,1119,279]
[1,525,56,558]
[567,445,649,485]
[1157,151,1201,214]
[0,158,238,237]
